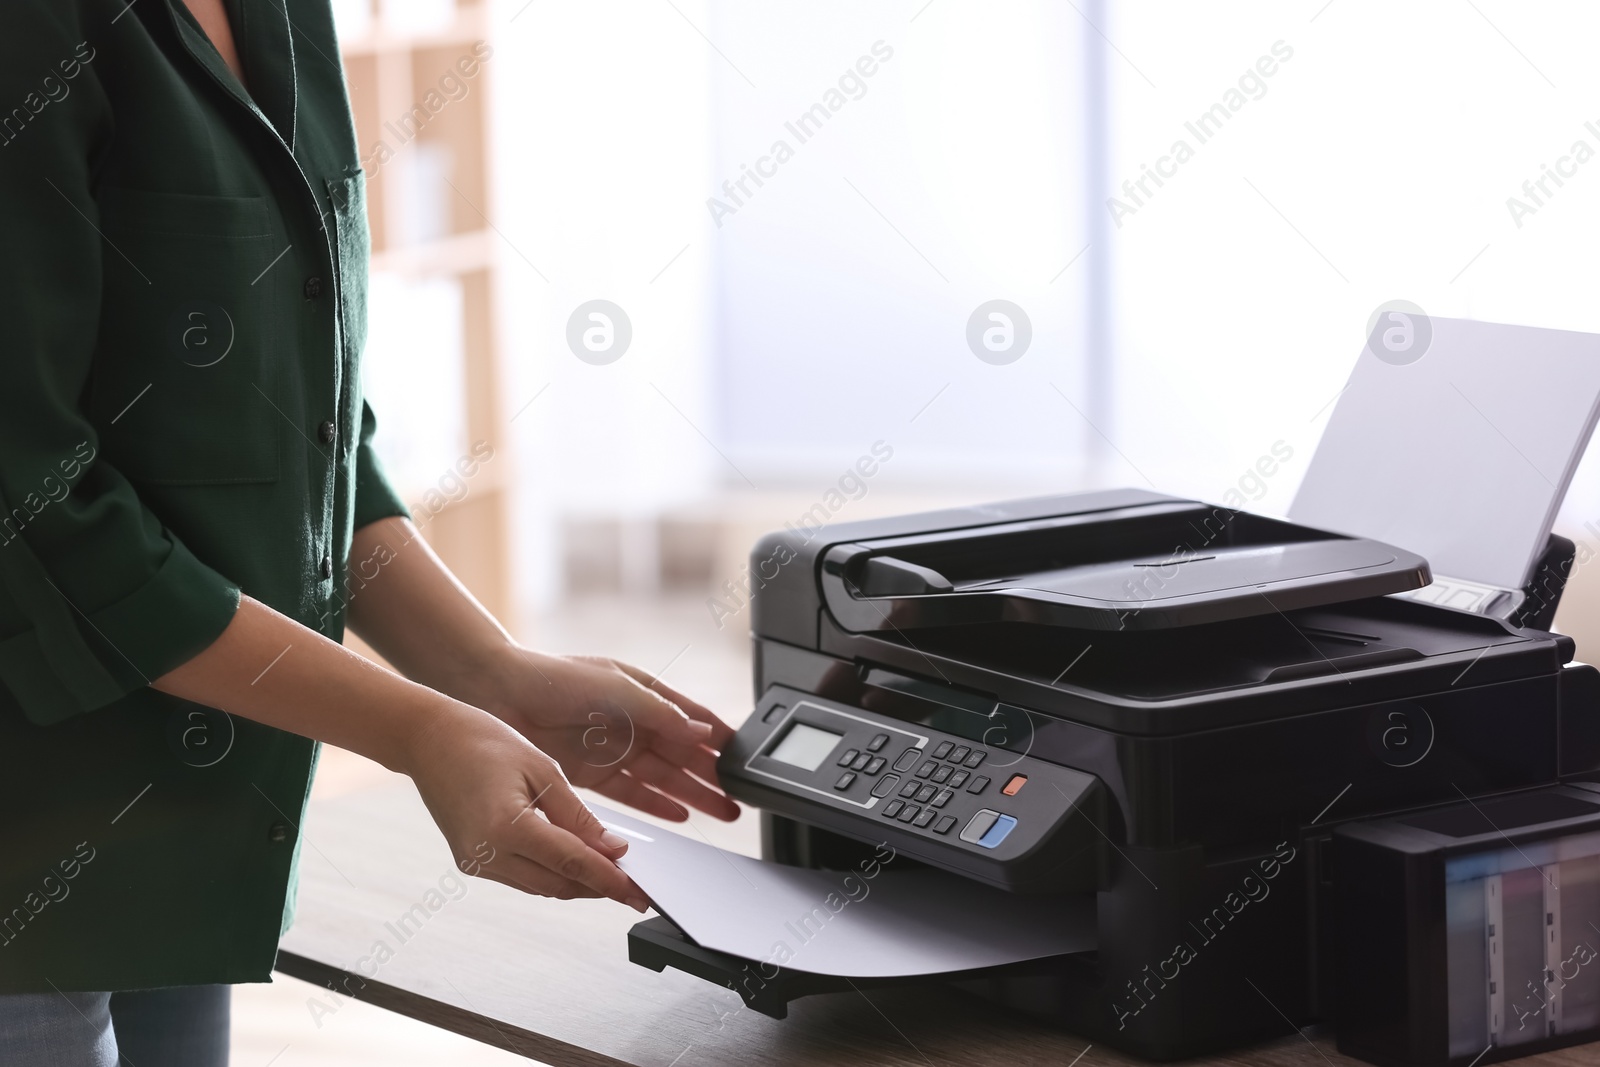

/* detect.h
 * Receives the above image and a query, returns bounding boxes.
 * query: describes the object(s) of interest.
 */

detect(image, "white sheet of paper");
[592,804,1096,978]
[1290,316,1600,592]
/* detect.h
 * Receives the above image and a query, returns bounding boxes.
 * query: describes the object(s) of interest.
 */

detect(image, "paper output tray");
[820,500,1431,633]
[627,915,1081,1019]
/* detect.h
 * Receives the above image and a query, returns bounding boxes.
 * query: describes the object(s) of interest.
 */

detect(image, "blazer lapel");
[163,0,298,151]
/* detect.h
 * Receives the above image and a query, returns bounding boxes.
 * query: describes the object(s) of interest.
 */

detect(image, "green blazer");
[0,0,409,992]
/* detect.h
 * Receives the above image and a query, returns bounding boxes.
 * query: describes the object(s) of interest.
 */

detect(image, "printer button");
[882,800,904,818]
[930,765,952,784]
[913,808,937,828]
[892,747,922,773]
[867,733,890,752]
[897,804,921,823]
[851,753,872,772]
[967,775,991,794]
[916,761,937,779]
[864,757,886,776]
[959,810,1000,844]
[932,789,953,808]
[977,813,1018,849]
[837,748,860,768]
[932,741,954,759]
[950,745,971,764]
[762,704,787,724]
[871,774,900,798]
[835,772,857,791]
[899,780,921,799]
[915,784,937,804]
[934,815,957,835]
[964,750,987,769]
[948,770,970,789]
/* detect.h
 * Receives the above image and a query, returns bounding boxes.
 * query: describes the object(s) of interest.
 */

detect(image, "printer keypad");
[752,693,1038,854]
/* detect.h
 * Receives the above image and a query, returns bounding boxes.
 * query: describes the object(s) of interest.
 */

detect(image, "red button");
[1001,774,1028,796]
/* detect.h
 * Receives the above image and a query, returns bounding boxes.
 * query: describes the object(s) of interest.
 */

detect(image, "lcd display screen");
[768,722,843,771]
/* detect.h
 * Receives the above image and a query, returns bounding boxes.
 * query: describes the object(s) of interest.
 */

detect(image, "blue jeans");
[0,984,229,1066]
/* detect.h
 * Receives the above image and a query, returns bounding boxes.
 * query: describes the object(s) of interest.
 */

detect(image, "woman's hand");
[400,697,653,910]
[468,648,741,824]
[155,594,651,909]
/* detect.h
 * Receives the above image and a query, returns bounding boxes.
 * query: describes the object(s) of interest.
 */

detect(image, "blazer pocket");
[90,188,283,486]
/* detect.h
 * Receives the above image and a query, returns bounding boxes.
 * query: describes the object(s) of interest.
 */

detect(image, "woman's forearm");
[342,516,516,705]
[152,592,471,775]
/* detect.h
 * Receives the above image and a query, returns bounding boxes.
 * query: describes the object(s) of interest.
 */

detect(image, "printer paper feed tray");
[819,500,1431,632]
[594,803,1096,979]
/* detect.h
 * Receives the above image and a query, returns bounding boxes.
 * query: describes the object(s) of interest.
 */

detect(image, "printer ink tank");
[1331,786,1600,1067]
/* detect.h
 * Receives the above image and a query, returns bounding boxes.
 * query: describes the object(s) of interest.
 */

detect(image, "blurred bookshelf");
[336,0,514,630]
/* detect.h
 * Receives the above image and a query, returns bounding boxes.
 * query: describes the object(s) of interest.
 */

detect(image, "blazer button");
[303,276,323,299]
[317,420,336,445]
[268,822,291,843]
[319,555,333,580]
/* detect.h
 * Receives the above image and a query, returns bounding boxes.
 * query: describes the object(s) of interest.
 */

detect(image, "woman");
[0,2,738,1062]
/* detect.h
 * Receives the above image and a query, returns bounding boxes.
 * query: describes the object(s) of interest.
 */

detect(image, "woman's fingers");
[625,750,741,820]
[609,661,736,749]
[476,852,604,901]
[520,772,649,909]
[641,733,724,786]
[590,770,690,822]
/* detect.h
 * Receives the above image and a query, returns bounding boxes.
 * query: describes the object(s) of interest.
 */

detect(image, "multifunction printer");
[629,488,1600,1066]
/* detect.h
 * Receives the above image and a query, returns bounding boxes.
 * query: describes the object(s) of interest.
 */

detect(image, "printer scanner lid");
[814,494,1431,634]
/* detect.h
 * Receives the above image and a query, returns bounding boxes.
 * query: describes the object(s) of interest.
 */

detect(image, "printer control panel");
[719,686,1103,893]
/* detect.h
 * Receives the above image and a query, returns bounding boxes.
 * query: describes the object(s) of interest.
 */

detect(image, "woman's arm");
[153,595,650,910]
[343,516,739,823]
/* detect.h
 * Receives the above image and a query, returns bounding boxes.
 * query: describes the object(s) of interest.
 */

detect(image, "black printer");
[629,489,1600,1066]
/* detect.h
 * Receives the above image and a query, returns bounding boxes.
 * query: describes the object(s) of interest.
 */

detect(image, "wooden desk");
[276,783,1593,1067]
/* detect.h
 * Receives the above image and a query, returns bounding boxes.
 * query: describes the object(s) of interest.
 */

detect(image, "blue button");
[976,813,1017,849]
